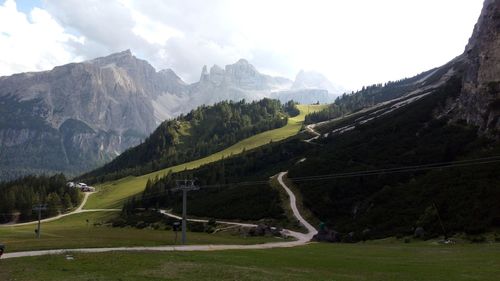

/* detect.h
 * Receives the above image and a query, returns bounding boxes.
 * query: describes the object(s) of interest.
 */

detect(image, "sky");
[0,0,484,90]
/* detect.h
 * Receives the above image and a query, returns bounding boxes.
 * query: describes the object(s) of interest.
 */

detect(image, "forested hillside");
[290,77,500,238]
[80,99,297,183]
[120,76,500,239]
[304,66,453,124]
[0,174,80,223]
[120,138,309,222]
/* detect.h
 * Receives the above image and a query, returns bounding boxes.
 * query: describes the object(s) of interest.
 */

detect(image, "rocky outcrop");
[454,0,500,134]
[0,50,188,180]
[188,59,293,107]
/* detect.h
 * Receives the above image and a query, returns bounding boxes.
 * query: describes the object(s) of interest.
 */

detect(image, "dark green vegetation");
[0,174,80,223]
[123,139,310,222]
[123,75,500,240]
[289,76,500,238]
[2,243,499,281]
[304,66,453,124]
[80,99,293,184]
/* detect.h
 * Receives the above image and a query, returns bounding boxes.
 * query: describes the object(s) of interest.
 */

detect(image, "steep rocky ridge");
[0,50,176,179]
[452,0,500,134]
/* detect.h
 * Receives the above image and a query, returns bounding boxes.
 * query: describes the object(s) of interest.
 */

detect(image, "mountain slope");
[286,0,500,238]
[79,99,292,183]
[122,0,500,237]
[0,51,339,181]
[289,77,500,238]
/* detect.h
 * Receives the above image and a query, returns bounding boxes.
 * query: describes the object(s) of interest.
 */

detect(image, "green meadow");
[0,211,279,252]
[2,243,498,281]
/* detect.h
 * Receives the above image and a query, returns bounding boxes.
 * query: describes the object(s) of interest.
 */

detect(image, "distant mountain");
[270,70,344,104]
[0,50,173,180]
[0,52,341,180]
[188,59,293,107]
[292,70,344,94]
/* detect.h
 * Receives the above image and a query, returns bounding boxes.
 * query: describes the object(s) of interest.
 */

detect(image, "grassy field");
[0,211,279,252]
[84,104,327,209]
[1,243,498,281]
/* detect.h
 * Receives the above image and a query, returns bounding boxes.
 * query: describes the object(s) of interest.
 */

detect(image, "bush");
[188,221,205,232]
[111,218,127,227]
[466,234,486,243]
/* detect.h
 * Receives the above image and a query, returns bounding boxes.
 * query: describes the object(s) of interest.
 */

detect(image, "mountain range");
[0,52,342,180]
[0,0,498,241]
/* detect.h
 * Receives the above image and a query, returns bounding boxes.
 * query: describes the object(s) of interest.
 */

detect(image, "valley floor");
[1,243,498,281]
[0,211,280,253]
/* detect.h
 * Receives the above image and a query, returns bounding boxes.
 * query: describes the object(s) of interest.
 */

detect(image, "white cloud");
[0,0,83,75]
[0,0,485,89]
[130,10,183,45]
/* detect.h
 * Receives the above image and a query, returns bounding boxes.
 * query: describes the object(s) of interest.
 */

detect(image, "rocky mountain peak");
[235,58,250,65]
[159,68,186,85]
[454,0,500,134]
[225,58,258,75]
[209,65,225,85]
[88,49,135,66]
[200,65,209,82]
[292,70,344,96]
[210,64,223,74]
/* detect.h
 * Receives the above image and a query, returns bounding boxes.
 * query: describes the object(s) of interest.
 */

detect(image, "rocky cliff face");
[0,50,188,180]
[188,59,293,107]
[454,0,500,134]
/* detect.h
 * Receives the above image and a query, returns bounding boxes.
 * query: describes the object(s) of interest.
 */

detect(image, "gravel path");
[2,172,317,259]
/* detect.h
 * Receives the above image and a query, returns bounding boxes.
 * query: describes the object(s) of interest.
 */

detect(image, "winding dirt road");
[304,124,321,143]
[0,192,121,228]
[2,172,317,259]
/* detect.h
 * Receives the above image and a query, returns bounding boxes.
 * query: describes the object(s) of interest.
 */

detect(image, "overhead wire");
[128,155,500,202]
[2,156,498,217]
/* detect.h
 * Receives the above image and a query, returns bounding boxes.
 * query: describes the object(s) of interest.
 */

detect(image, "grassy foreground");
[0,211,279,252]
[1,243,498,281]
[85,104,327,209]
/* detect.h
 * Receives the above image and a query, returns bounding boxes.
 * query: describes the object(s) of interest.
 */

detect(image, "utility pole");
[32,204,47,239]
[433,202,448,240]
[172,180,199,245]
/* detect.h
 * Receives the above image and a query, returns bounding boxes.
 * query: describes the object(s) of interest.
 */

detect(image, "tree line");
[304,67,444,124]
[0,174,80,223]
[292,77,500,239]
